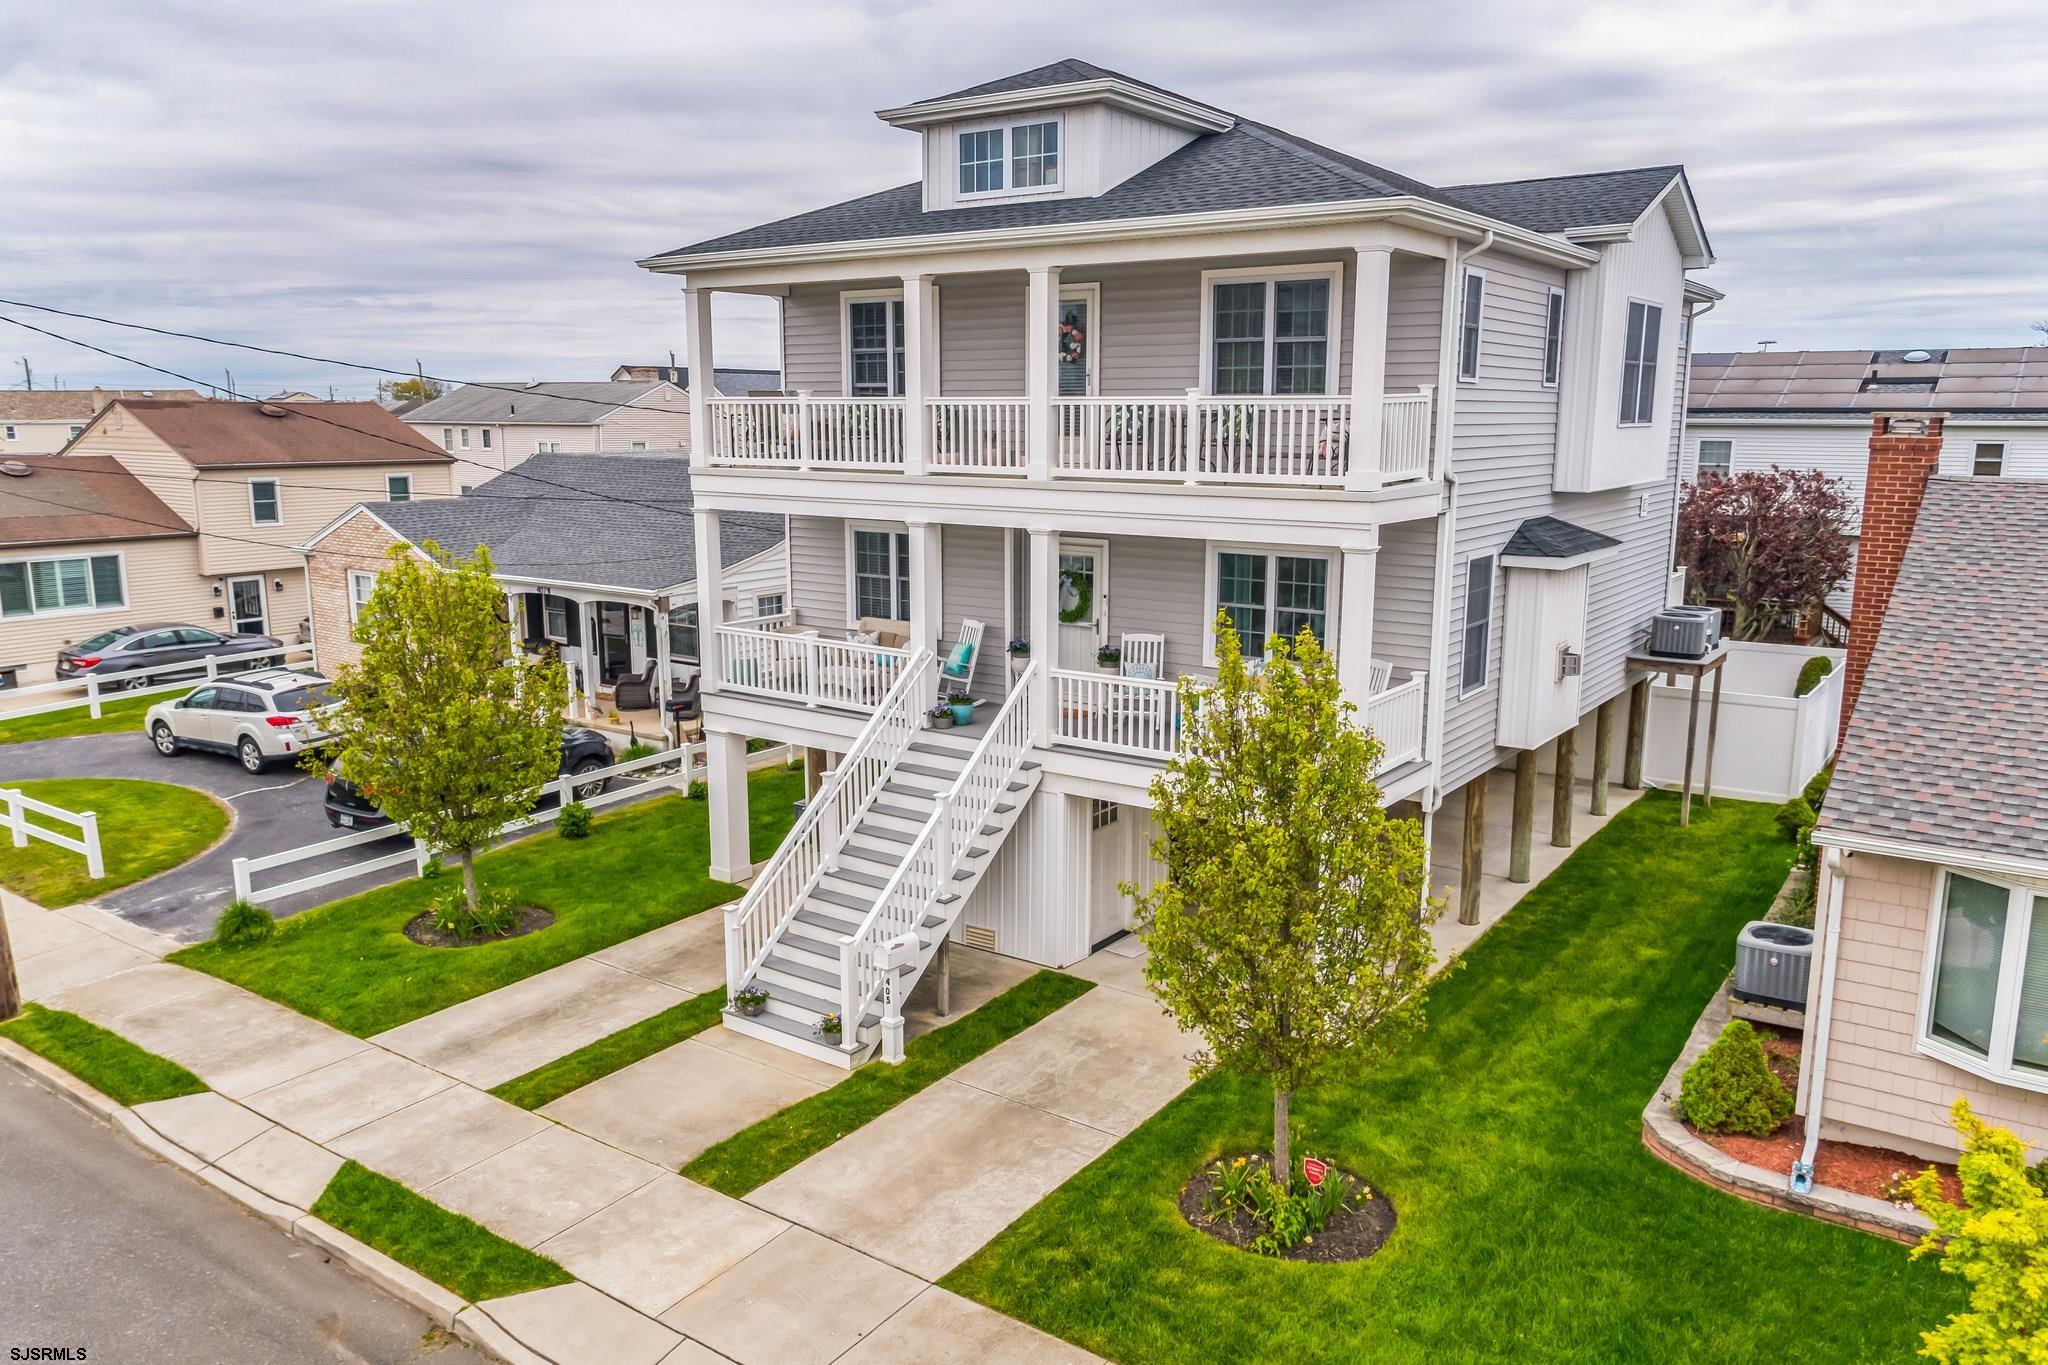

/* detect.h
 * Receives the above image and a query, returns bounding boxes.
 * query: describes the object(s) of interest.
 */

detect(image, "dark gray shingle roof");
[404,381,669,426]
[1818,478,2048,865]
[920,58,1198,107]
[1501,516,1623,561]
[372,453,783,593]
[1442,166,1682,234]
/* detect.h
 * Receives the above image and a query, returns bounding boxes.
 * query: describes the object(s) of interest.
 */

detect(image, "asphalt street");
[0,1065,482,1364]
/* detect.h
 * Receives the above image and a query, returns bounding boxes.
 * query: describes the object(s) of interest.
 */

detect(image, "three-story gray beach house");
[635,59,1716,1066]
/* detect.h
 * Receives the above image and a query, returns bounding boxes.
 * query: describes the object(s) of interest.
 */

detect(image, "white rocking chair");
[939,618,986,698]
[1120,632,1167,681]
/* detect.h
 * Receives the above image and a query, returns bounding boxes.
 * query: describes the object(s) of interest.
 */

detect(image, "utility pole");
[0,899,20,1021]
[16,357,30,390]
[224,370,235,399]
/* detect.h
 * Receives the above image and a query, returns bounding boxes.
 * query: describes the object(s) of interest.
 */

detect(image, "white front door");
[1056,538,1108,671]
[1087,799,1134,946]
[226,576,266,635]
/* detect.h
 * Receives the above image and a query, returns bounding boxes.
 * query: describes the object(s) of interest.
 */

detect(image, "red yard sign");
[1302,1156,1328,1188]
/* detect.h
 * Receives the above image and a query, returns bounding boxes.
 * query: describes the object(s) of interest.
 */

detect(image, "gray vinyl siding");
[940,523,1009,694]
[782,280,903,395]
[1103,535,1210,679]
[937,275,1024,397]
[1385,255,1444,392]
[1373,520,1436,677]
[786,514,849,627]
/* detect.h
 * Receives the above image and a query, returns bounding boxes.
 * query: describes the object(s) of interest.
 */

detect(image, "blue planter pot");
[950,702,975,726]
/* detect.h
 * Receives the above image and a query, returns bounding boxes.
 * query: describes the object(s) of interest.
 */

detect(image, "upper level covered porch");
[675,224,1462,502]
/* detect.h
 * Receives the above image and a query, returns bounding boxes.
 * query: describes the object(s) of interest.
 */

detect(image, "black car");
[322,727,617,829]
[57,623,284,688]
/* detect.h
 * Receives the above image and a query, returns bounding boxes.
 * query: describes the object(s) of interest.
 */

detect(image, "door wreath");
[1058,568,1092,624]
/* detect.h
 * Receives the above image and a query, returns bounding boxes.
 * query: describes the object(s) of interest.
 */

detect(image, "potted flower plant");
[948,692,975,727]
[1096,645,1122,675]
[816,1012,843,1043]
[926,703,953,729]
[733,985,769,1018]
[1007,638,1030,679]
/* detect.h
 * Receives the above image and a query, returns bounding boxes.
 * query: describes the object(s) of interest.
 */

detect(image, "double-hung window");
[536,440,561,453]
[1619,300,1665,424]
[668,603,700,660]
[1542,287,1566,387]
[852,528,911,620]
[442,427,454,452]
[249,478,281,525]
[481,428,492,449]
[956,118,1059,197]
[846,298,905,397]
[1922,870,2048,1091]
[1460,554,1495,695]
[1696,439,1733,478]
[1214,550,1330,657]
[1206,270,1336,395]
[1974,442,2006,477]
[3,425,15,441]
[346,569,378,623]
[385,473,413,502]
[458,428,470,449]
[1458,270,1485,381]
[0,553,125,618]
[543,598,571,643]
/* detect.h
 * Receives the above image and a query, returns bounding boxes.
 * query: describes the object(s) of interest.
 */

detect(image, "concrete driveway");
[0,731,401,941]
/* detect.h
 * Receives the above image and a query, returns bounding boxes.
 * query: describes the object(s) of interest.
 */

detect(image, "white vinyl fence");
[0,645,317,722]
[0,786,104,879]
[1643,641,1844,802]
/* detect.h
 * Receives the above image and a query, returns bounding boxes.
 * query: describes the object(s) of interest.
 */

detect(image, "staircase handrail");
[724,648,935,995]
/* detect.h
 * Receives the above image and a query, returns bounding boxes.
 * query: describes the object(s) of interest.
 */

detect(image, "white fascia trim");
[1683,278,1726,304]
[637,197,1601,275]
[1500,544,1621,571]
[296,502,409,555]
[1813,827,2048,886]
[495,574,660,604]
[876,79,1233,134]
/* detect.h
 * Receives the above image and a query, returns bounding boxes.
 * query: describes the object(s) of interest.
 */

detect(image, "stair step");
[895,760,959,781]
[993,802,1015,815]
[869,800,932,823]
[1006,780,1028,793]
[732,1007,859,1050]
[825,865,888,891]
[854,820,914,845]
[762,953,839,989]
[796,905,861,934]
[748,977,838,1016]
[883,780,944,801]
[1020,759,1041,771]
[839,841,906,870]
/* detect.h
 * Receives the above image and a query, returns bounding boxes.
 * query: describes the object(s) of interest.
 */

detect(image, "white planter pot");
[1097,661,1120,675]
[1009,655,1029,678]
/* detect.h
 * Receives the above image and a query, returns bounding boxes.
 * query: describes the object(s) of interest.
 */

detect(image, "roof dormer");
[877,59,1233,212]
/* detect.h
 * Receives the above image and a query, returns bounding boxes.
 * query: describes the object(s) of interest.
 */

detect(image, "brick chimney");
[1839,411,1945,743]
[90,385,105,413]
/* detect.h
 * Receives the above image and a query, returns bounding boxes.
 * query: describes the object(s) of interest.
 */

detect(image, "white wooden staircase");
[722,654,1044,1067]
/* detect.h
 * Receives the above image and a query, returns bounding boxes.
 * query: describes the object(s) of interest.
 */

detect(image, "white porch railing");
[1379,388,1434,482]
[842,661,1040,1059]
[1363,672,1428,770]
[704,396,907,470]
[716,623,914,712]
[1,786,103,880]
[928,398,1028,473]
[1053,398,1190,479]
[1051,670,1180,759]
[724,651,935,997]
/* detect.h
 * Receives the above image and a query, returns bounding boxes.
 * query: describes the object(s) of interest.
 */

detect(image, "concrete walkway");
[4,886,179,1001]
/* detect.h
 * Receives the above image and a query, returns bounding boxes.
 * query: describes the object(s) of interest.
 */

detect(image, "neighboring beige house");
[1800,414,2048,1165]
[401,371,779,489]
[1,399,456,665]
[0,387,205,455]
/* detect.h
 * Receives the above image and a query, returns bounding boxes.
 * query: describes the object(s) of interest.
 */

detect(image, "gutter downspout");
[1791,844,1848,1194]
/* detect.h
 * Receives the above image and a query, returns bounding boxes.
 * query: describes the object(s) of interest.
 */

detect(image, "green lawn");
[943,793,1958,1363]
[169,767,801,1037]
[491,988,728,1110]
[684,970,1094,1196]
[0,777,229,907]
[0,692,160,746]
[310,1161,571,1302]
[0,1003,207,1106]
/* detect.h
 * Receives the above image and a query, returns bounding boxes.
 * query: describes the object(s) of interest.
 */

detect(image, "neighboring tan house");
[0,387,205,455]
[635,57,1717,1065]
[300,453,786,716]
[1685,346,2048,615]
[1801,412,2048,1163]
[7,399,455,659]
[402,371,780,489]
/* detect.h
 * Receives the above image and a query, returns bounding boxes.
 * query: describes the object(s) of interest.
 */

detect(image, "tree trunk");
[1272,1087,1291,1182]
[459,846,479,914]
[0,902,20,1022]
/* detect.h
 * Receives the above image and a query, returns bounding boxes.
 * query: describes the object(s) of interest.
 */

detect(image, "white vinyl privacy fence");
[0,786,104,879]
[1643,641,1844,803]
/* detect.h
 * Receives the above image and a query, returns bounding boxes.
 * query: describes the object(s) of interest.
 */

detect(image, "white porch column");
[693,507,725,694]
[706,729,751,882]
[652,594,672,714]
[907,519,943,659]
[504,590,522,657]
[684,286,715,468]
[1337,540,1380,714]
[1024,266,1062,482]
[900,273,937,477]
[1346,247,1393,492]
[1027,527,1057,744]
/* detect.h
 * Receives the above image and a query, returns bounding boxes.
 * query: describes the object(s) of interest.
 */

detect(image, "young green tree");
[1131,612,1440,1178]
[321,541,567,918]
[1908,1099,2048,1363]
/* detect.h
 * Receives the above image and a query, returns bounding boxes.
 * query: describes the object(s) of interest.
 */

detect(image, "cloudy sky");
[3,0,2043,397]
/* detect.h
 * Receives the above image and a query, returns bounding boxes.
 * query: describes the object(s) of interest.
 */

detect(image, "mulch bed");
[1178,1154,1397,1264]
[403,904,555,948]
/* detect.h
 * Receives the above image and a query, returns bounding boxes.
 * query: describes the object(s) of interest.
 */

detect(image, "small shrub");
[620,741,658,763]
[687,778,708,801]
[212,899,275,947]
[1679,1019,1794,1137]
[429,887,520,940]
[1774,796,1816,843]
[418,855,446,880]
[556,801,593,840]
[1200,1155,1366,1256]
[1794,654,1835,697]
[1803,762,1834,810]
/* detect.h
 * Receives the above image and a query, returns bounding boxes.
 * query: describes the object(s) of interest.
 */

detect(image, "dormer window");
[956,116,1061,198]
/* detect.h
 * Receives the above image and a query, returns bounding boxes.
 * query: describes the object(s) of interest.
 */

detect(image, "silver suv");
[145,670,337,773]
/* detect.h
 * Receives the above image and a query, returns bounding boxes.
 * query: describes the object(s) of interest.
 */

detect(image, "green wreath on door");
[1058,568,1092,624]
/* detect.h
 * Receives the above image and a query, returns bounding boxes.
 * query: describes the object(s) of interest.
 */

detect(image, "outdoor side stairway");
[720,653,1044,1068]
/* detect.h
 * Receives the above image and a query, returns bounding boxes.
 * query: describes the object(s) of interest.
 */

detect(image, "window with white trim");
[668,603,699,660]
[1619,300,1664,425]
[481,428,492,449]
[1089,798,1119,831]
[956,117,1059,198]
[3,425,15,441]
[1921,869,2048,1089]
[1460,554,1494,695]
[1206,272,1335,396]
[852,528,911,620]
[1542,286,1566,387]
[846,298,905,397]
[535,440,561,453]
[459,428,470,449]
[630,441,648,452]
[1974,442,2006,477]
[543,598,571,642]
[0,552,125,618]
[1697,439,1733,478]
[385,473,412,502]
[756,592,785,618]
[959,128,1004,195]
[249,478,281,525]
[1215,550,1329,657]
[346,569,379,623]
[1458,270,1485,381]
[442,427,454,451]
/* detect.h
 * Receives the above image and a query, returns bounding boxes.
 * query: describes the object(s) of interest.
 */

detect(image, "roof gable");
[105,400,449,468]
[0,454,192,547]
